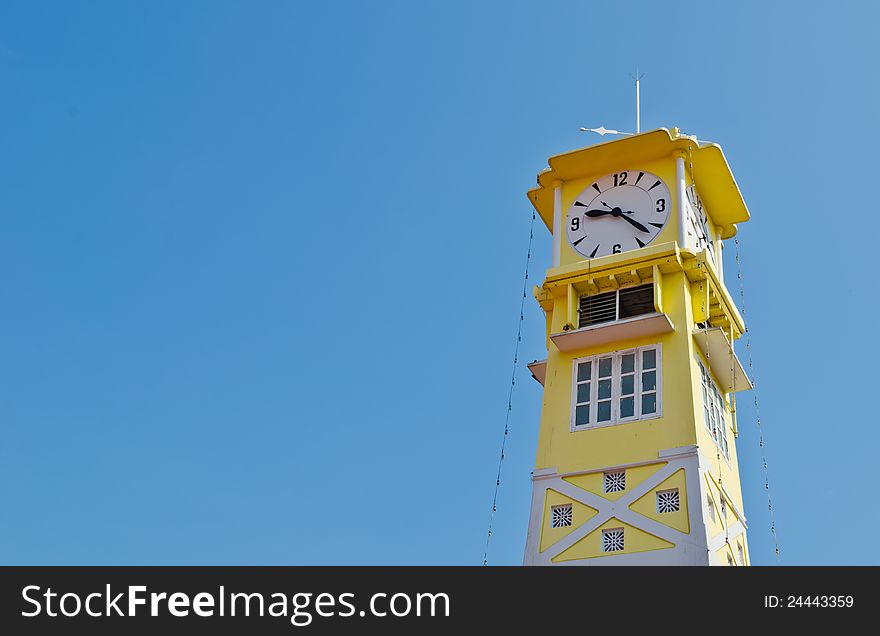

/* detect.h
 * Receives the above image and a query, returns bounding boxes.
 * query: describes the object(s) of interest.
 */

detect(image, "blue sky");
[0,1,876,565]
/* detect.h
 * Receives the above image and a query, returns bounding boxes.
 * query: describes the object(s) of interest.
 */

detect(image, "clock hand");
[584,205,631,218]
[574,201,615,217]
[620,214,651,233]
[579,204,648,231]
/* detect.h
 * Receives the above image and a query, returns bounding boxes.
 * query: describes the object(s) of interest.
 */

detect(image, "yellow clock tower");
[523,128,752,566]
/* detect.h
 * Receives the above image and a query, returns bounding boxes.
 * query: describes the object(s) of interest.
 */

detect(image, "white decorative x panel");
[525,447,710,566]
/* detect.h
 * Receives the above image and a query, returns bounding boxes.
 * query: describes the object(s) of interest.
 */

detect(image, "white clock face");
[685,185,715,261]
[566,170,671,259]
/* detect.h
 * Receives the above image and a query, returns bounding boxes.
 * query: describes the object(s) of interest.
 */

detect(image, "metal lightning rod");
[633,71,645,134]
[579,74,645,138]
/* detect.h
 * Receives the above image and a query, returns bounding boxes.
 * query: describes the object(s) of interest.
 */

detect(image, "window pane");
[642,392,657,415]
[620,397,634,418]
[642,370,657,392]
[597,401,611,422]
[642,349,656,370]
[577,361,592,382]
[575,405,590,426]
[598,379,612,399]
[621,375,634,395]
[577,382,591,404]
[621,353,635,373]
[598,357,612,377]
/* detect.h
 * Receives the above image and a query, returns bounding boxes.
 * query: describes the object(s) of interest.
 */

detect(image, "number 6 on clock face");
[565,170,671,259]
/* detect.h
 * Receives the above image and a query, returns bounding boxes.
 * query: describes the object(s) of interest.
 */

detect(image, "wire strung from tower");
[483,208,536,566]
[734,235,781,561]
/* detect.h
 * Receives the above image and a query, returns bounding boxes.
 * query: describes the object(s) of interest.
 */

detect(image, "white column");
[675,154,687,250]
[715,228,724,282]
[552,180,563,267]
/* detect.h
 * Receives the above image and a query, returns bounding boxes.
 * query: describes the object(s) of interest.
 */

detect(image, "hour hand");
[573,201,613,217]
[621,214,651,233]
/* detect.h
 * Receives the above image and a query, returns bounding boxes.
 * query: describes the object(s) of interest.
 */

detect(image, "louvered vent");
[619,284,654,319]
[602,528,625,552]
[578,290,617,327]
[551,504,573,528]
[578,284,654,328]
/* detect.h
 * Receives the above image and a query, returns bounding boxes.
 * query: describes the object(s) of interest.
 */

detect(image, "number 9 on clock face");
[565,170,671,259]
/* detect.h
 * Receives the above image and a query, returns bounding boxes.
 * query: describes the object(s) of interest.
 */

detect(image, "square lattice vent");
[550,504,573,528]
[602,528,625,552]
[656,489,680,513]
[604,471,626,493]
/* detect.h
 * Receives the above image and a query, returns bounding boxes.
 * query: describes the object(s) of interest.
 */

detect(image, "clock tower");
[523,128,752,566]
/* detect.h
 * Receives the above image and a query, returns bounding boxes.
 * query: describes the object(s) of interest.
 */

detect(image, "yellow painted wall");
[629,468,689,534]
[534,268,701,474]
[534,259,745,510]
[539,489,598,553]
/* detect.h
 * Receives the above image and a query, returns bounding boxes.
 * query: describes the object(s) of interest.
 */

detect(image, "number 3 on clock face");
[565,170,671,259]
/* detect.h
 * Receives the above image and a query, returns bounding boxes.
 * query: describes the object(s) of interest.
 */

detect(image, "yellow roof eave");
[526,128,750,239]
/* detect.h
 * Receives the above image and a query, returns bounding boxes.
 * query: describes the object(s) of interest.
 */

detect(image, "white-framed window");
[550,504,572,528]
[698,360,729,458]
[707,493,715,522]
[604,471,626,494]
[571,344,661,430]
[602,528,625,552]
[656,488,680,513]
[737,542,745,565]
[727,553,734,566]
[720,497,727,518]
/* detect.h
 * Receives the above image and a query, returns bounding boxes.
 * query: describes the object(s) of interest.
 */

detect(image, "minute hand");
[620,214,650,233]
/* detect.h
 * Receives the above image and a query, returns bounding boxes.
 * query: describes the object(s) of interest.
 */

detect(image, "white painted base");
[523,445,738,567]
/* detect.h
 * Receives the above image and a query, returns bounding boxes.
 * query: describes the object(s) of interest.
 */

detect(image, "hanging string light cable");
[734,234,781,561]
[482,207,537,566]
